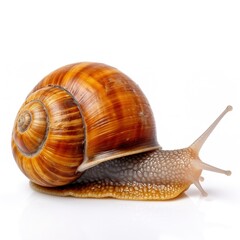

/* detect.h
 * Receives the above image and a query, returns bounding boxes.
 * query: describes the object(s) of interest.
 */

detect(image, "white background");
[0,0,240,239]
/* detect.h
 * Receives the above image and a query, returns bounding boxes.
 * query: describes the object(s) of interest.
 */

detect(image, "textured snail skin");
[31,148,199,200]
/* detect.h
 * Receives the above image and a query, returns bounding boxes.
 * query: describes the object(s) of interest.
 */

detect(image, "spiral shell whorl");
[13,101,48,155]
[17,111,31,132]
[12,86,84,187]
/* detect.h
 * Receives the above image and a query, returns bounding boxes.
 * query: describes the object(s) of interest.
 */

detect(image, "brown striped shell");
[12,62,160,187]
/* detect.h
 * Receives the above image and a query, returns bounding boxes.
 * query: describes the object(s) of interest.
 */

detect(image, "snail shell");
[12,62,160,187]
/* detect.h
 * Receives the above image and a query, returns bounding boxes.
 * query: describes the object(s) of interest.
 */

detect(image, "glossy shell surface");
[12,62,159,187]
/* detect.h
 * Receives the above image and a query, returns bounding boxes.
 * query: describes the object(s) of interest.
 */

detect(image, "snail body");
[12,62,231,200]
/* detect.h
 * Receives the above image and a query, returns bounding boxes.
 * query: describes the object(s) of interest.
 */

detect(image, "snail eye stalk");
[189,106,232,196]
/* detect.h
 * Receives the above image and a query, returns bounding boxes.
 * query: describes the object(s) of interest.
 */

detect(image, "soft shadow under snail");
[12,62,232,200]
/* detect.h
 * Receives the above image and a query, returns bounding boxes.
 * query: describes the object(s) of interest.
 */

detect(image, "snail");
[12,62,232,200]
